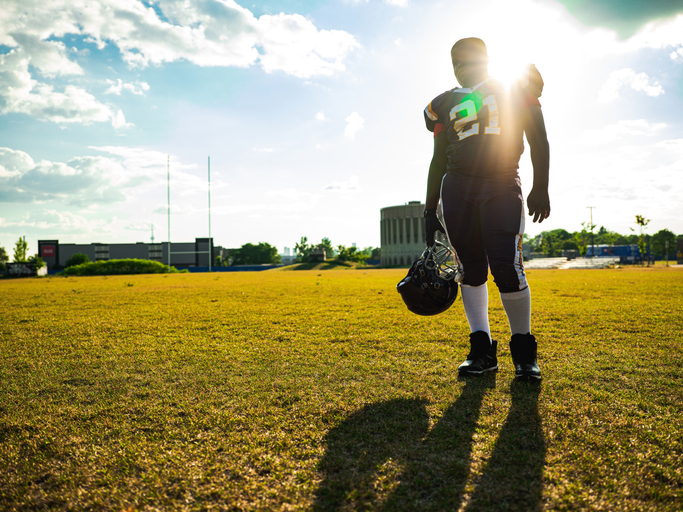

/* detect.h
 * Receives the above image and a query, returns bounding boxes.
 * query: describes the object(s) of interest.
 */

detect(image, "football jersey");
[424,75,541,181]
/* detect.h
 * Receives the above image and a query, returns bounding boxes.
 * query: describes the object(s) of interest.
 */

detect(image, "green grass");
[1,267,682,510]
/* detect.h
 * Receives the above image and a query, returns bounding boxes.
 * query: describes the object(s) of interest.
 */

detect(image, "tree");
[320,238,335,259]
[65,253,90,268]
[635,215,651,257]
[295,236,313,263]
[561,240,579,251]
[13,237,28,262]
[230,242,281,265]
[650,229,676,257]
[336,245,369,263]
[0,246,7,272]
[28,254,45,270]
[362,247,381,260]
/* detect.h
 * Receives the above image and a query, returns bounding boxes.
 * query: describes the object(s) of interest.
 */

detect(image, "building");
[38,238,220,270]
[380,201,427,267]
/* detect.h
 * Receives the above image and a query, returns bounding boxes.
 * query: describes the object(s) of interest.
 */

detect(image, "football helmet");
[396,241,461,316]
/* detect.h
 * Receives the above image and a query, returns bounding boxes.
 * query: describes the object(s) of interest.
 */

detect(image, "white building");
[380,201,426,267]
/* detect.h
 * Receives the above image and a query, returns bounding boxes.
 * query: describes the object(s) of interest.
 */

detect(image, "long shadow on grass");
[462,380,545,511]
[313,374,496,511]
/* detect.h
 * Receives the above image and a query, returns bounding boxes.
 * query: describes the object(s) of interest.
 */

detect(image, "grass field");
[1,267,682,510]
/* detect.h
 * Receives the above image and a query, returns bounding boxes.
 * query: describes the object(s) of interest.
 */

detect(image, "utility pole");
[666,240,669,267]
[587,206,596,258]
[208,156,212,272]
[167,155,171,273]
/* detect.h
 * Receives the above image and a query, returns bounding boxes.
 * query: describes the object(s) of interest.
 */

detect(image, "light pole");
[587,206,596,258]
[208,156,212,272]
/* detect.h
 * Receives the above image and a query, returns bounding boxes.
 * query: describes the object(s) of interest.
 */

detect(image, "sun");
[488,52,533,89]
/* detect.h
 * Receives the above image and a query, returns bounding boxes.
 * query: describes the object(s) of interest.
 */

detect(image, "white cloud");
[579,119,668,146]
[252,147,275,153]
[0,146,203,206]
[0,0,359,74]
[598,68,664,103]
[0,147,128,205]
[0,50,119,124]
[627,14,683,54]
[315,111,326,121]
[257,13,360,78]
[324,175,361,191]
[344,112,364,139]
[0,0,360,125]
[111,109,134,129]
[385,0,408,6]
[105,79,150,96]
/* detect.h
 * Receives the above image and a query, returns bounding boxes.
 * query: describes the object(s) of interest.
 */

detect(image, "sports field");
[1,267,682,510]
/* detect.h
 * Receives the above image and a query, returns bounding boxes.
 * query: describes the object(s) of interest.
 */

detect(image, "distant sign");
[42,245,55,257]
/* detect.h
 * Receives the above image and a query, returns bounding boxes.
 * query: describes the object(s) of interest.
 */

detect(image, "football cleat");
[510,333,542,380]
[396,241,461,316]
[458,331,499,375]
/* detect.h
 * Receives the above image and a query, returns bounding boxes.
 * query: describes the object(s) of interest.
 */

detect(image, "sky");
[2,0,683,257]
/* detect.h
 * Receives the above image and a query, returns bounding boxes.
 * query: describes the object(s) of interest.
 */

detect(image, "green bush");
[65,253,90,268]
[61,259,184,276]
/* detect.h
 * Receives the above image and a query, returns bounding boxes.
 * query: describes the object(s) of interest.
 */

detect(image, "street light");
[587,206,596,258]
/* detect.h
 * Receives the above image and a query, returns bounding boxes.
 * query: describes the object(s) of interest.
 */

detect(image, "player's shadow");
[462,380,545,511]
[313,375,545,511]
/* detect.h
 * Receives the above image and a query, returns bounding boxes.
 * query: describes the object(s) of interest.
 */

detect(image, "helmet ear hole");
[396,241,460,316]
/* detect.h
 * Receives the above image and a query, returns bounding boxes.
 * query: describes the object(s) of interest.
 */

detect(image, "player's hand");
[527,188,550,223]
[424,209,446,246]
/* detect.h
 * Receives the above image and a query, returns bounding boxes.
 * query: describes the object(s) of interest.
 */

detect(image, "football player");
[423,37,550,380]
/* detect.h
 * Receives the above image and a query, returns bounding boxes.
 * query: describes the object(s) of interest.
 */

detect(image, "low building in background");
[38,238,220,270]
[5,262,48,277]
[380,201,426,267]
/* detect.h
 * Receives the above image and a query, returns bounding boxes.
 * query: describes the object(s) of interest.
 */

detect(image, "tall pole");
[167,155,171,272]
[208,156,212,272]
[588,206,596,258]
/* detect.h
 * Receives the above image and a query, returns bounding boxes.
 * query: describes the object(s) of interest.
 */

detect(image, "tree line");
[527,222,679,258]
[216,237,381,266]
[0,237,45,272]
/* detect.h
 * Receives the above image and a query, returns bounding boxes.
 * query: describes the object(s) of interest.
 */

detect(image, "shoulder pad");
[518,64,544,98]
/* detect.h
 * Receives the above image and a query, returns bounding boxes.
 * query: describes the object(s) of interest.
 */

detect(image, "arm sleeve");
[424,91,449,135]
[424,101,440,132]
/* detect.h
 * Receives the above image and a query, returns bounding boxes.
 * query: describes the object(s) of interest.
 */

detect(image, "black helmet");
[397,241,460,316]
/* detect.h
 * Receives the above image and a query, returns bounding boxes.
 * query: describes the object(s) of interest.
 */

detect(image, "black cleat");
[510,333,542,380]
[458,331,498,375]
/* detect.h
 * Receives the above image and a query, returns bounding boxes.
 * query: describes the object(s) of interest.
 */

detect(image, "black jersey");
[424,76,540,181]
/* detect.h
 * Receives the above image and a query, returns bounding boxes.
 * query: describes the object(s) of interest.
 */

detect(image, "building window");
[95,244,109,261]
[406,217,411,244]
[149,244,162,261]
[414,217,419,244]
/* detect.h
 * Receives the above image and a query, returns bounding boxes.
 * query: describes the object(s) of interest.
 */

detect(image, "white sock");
[500,287,531,336]
[460,283,490,338]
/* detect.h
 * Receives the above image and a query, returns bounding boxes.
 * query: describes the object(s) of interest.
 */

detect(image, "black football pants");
[440,173,528,293]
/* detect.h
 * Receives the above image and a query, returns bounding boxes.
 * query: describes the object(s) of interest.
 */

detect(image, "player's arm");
[522,104,550,223]
[424,130,448,245]
[425,131,448,210]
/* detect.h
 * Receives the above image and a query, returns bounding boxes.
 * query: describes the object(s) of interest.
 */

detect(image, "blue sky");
[2,0,683,257]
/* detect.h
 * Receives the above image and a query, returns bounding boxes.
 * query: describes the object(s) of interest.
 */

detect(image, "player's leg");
[481,179,540,379]
[440,174,497,375]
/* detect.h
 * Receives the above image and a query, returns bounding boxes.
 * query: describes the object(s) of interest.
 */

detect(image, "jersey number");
[449,95,500,140]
